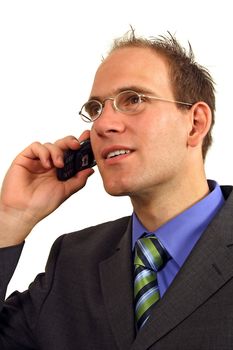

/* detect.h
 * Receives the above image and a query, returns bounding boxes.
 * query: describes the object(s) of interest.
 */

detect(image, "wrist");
[0,204,35,247]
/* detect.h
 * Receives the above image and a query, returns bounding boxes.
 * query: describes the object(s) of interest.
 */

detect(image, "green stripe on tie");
[134,235,170,330]
[134,271,156,297]
[135,290,160,322]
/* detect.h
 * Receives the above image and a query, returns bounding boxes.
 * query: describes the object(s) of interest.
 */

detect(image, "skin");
[0,131,94,246]
[0,46,212,247]
[90,47,212,230]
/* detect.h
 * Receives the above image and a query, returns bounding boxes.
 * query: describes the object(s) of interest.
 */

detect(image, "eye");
[117,91,141,110]
[128,94,140,105]
[85,100,102,117]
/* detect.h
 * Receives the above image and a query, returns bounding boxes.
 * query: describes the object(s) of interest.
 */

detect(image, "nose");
[92,99,126,136]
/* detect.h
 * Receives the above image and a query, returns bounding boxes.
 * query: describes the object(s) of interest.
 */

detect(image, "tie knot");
[134,235,170,272]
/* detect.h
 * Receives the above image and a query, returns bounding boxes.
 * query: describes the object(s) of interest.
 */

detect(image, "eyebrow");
[89,86,157,101]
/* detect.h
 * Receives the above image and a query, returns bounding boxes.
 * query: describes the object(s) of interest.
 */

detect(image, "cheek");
[90,129,99,160]
[141,114,188,166]
[150,110,188,144]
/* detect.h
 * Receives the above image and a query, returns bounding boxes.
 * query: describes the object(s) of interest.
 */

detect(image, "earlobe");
[187,102,212,148]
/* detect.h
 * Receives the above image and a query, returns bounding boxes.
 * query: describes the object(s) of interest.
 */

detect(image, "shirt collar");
[132,180,225,267]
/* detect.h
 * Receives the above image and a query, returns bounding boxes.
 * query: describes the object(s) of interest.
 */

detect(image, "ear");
[187,102,212,148]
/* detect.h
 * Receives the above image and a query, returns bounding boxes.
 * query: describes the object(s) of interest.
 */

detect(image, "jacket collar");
[99,218,136,350]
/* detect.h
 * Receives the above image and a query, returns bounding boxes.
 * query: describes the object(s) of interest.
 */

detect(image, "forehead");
[90,47,172,98]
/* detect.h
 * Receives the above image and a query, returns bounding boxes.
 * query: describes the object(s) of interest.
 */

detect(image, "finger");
[78,130,91,143]
[54,130,91,152]
[42,142,65,168]
[55,130,91,148]
[62,167,95,198]
[18,142,53,169]
[54,135,80,150]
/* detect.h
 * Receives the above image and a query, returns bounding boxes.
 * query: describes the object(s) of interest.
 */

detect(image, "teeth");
[107,150,130,159]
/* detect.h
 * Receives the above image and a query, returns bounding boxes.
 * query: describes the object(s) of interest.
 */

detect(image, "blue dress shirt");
[132,180,225,297]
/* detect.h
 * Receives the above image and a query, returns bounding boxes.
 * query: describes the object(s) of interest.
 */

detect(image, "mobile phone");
[56,139,96,181]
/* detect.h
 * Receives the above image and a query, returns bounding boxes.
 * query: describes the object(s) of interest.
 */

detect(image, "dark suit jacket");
[1,185,233,349]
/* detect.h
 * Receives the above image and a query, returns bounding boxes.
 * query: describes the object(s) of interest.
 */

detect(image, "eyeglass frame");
[79,89,194,123]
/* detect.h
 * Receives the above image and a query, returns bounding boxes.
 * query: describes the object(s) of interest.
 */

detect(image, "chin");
[103,179,132,197]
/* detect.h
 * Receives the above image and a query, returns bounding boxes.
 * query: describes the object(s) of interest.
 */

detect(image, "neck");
[130,172,209,232]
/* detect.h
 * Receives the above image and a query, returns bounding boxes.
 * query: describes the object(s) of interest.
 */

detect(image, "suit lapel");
[132,186,233,350]
[99,219,136,350]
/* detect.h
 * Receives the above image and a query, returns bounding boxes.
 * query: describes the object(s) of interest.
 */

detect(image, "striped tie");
[134,235,170,330]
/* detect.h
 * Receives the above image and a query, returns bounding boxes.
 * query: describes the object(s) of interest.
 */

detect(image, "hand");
[0,130,94,246]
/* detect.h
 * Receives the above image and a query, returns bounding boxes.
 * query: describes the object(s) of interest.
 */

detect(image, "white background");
[0,0,232,295]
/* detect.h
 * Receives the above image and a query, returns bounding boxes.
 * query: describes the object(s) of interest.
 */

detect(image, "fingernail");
[57,155,64,165]
[45,159,51,168]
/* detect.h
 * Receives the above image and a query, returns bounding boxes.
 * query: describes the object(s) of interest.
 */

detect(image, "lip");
[102,145,134,160]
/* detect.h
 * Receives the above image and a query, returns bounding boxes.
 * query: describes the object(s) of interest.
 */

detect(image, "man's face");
[90,47,191,199]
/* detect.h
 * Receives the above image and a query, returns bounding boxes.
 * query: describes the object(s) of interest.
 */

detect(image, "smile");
[106,150,131,159]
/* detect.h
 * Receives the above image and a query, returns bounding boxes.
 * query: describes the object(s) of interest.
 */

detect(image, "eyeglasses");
[79,90,193,123]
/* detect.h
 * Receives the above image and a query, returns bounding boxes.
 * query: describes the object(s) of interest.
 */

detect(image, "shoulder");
[65,216,131,249]
[71,215,130,234]
[50,216,132,261]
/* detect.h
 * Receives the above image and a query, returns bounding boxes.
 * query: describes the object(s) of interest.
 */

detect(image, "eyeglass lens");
[81,91,141,121]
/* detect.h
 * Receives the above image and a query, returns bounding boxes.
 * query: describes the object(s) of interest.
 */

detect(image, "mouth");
[102,146,133,160]
[106,149,131,159]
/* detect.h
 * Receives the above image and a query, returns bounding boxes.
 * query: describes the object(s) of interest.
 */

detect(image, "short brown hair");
[108,29,215,160]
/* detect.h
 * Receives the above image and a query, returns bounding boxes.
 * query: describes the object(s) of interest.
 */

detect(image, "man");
[0,30,232,349]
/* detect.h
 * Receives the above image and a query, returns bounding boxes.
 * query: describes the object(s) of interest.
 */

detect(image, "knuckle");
[31,141,42,147]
